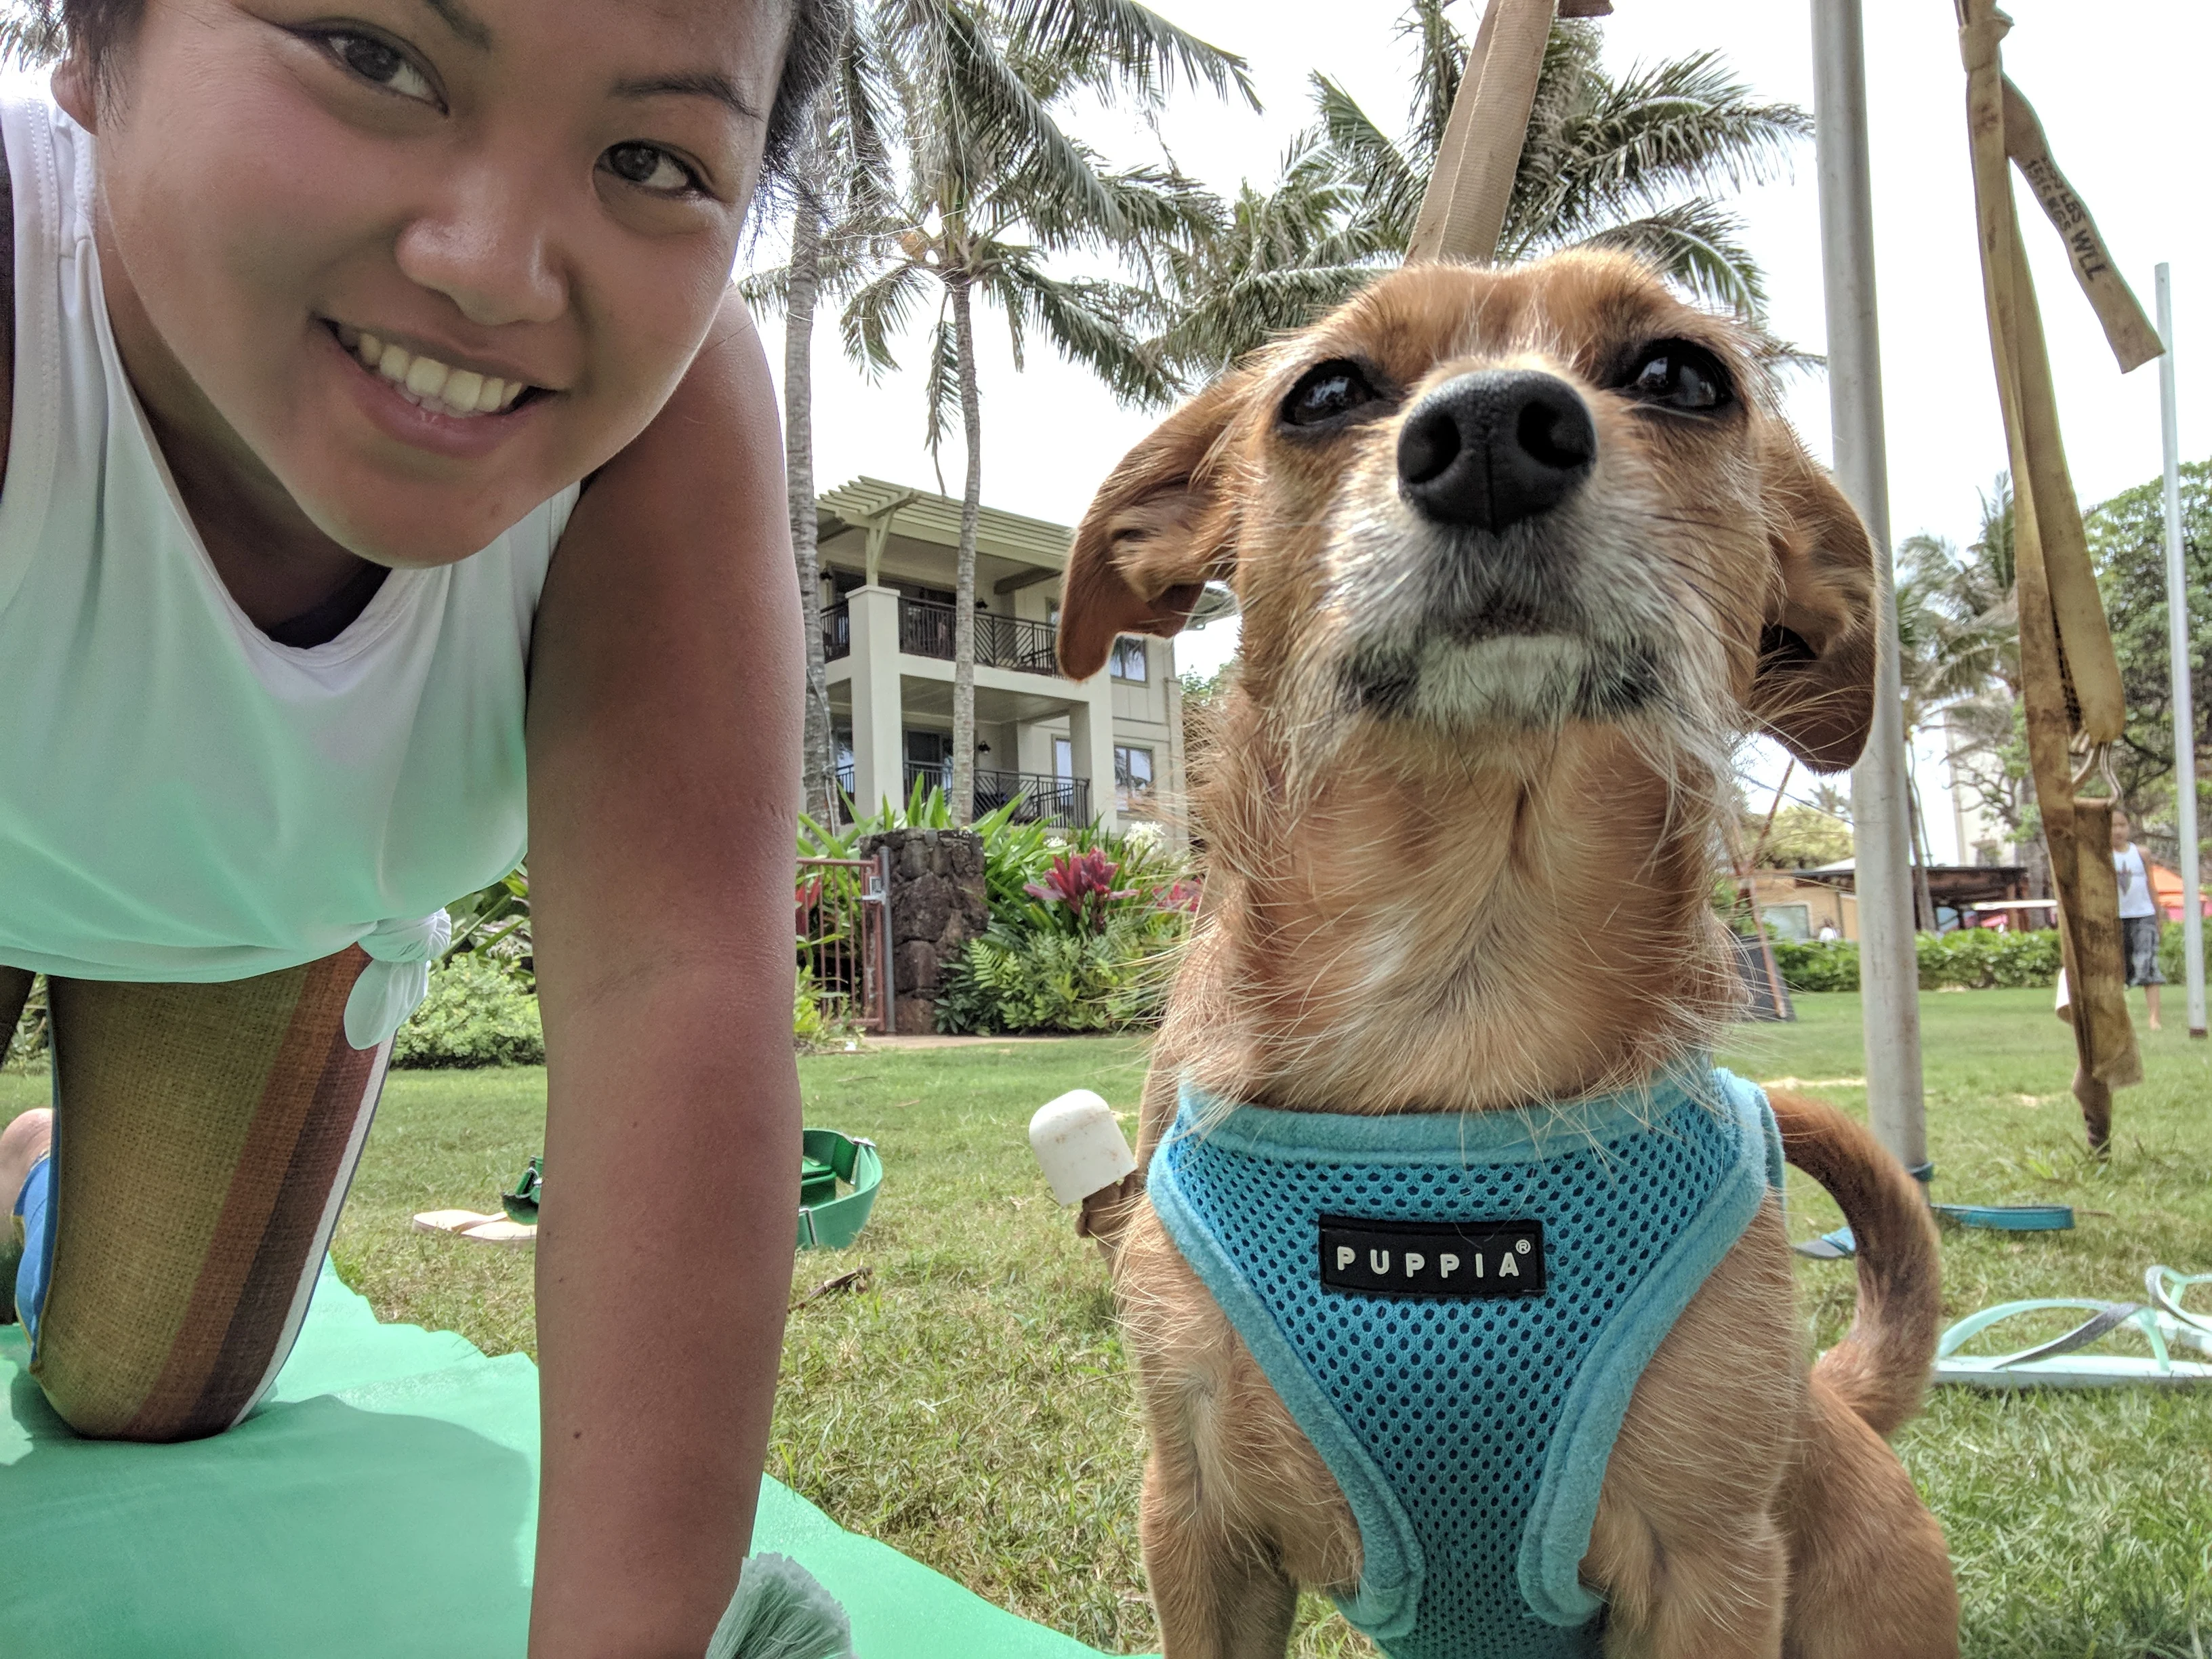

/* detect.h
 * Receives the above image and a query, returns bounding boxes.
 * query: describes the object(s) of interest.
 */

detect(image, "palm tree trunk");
[949,275,982,828]
[784,130,836,824]
[1907,768,1939,933]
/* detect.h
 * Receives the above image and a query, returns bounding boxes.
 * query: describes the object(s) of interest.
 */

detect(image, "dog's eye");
[1621,341,1732,413]
[1282,360,1381,428]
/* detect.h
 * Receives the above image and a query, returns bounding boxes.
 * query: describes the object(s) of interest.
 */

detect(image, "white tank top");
[0,91,578,1043]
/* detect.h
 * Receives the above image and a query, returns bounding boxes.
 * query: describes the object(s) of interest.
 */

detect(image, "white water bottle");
[1029,1089,1138,1205]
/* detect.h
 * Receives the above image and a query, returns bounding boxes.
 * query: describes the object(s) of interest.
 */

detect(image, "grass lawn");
[5,993,2210,1656]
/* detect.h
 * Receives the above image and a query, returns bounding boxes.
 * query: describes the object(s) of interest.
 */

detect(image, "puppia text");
[1316,1215,1547,1299]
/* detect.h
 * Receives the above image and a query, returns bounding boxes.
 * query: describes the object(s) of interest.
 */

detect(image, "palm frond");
[922,312,962,459]
[1152,264,1383,380]
[1310,73,1424,247]
[0,7,60,68]
[999,0,1260,111]
[1507,44,1811,253]
[994,256,1179,409]
[1399,0,1468,162]
[1570,198,1766,317]
[840,258,934,376]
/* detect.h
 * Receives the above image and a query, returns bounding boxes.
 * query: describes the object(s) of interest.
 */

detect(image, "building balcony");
[821,598,1059,678]
[902,762,1090,828]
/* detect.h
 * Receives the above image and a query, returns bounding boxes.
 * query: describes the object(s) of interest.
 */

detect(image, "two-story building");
[813,477,1186,835]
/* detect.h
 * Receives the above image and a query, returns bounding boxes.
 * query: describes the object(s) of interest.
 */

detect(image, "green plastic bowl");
[797,1129,882,1251]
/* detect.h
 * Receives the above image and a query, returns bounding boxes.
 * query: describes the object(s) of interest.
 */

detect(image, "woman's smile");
[331,321,535,417]
[312,317,554,466]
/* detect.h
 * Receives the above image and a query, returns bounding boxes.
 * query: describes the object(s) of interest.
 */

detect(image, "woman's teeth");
[333,323,526,417]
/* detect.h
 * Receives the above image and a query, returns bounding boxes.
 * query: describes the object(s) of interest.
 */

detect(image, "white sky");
[754,1,2203,865]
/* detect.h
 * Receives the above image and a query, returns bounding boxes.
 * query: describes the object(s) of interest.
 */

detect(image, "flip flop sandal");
[1932,1275,2212,1389]
[2144,1264,2212,1351]
[453,1216,536,1248]
[409,1208,537,1247]
[411,1208,506,1235]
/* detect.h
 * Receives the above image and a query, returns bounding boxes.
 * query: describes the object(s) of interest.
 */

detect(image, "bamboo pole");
[1407,0,1555,266]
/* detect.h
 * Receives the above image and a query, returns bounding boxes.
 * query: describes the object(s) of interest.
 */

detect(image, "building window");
[1111,636,1149,682]
[1052,737,1074,781]
[1114,744,1154,806]
[1761,903,1812,943]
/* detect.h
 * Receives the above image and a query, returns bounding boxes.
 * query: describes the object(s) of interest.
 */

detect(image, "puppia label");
[1317,1214,1546,1298]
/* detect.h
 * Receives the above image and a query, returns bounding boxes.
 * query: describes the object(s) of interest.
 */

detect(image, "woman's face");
[60,0,788,566]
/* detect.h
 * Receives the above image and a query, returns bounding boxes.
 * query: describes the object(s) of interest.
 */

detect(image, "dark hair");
[30,0,845,182]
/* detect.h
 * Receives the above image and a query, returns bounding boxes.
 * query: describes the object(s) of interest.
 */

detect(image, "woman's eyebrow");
[417,0,492,49]
[609,70,764,125]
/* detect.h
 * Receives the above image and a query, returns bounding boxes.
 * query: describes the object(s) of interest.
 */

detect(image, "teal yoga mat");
[0,1261,1113,1659]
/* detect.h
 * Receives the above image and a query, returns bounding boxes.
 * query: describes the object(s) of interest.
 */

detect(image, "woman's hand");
[523,293,800,1657]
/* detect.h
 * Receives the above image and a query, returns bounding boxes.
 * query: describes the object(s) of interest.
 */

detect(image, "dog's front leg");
[1582,1205,1799,1659]
[1139,1450,1299,1659]
[1077,1054,1181,1263]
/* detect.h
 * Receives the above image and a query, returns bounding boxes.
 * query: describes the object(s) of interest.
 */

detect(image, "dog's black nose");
[1396,371,1596,532]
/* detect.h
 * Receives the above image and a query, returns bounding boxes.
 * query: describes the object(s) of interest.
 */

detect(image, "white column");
[1067,684,1120,832]
[1814,0,1926,1172]
[846,586,905,818]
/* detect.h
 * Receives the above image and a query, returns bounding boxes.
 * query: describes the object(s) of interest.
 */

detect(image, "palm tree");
[746,22,895,825]
[1156,4,1811,378]
[824,0,1248,824]
[1893,480,2026,926]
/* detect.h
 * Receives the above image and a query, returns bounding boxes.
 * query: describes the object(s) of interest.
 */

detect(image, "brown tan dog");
[1055,251,1958,1658]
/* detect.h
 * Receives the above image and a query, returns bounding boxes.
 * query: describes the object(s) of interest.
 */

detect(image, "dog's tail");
[1769,1088,1942,1438]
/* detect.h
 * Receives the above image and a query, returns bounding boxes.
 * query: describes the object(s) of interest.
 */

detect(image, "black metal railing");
[821,602,851,662]
[897,599,1059,676]
[901,762,1091,827]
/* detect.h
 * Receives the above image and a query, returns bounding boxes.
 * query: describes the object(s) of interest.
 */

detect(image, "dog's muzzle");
[1397,370,1595,534]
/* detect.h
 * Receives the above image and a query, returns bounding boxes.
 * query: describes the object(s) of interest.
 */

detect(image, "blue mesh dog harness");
[1147,1067,1782,1659]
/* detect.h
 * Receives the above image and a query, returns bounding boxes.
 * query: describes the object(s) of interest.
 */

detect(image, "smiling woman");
[0,0,842,1654]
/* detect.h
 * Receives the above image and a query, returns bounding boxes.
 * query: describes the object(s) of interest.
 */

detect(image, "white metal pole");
[1811,0,1927,1170]
[2156,263,2207,1038]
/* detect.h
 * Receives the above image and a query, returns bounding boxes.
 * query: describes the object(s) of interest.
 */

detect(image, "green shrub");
[1769,931,2064,995]
[1915,928,2063,989]
[393,954,544,1068]
[794,962,860,1052]
[3,972,47,1072]
[937,914,1183,1034]
[1771,939,1859,993]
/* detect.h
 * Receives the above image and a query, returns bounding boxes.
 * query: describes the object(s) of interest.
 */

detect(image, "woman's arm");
[524,293,800,1658]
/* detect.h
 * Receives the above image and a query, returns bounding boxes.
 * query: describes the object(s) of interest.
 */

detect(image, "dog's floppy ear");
[1057,375,1247,681]
[1750,436,1879,772]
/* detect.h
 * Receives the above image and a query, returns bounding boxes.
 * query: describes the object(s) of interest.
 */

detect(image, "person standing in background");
[2112,812,2165,1031]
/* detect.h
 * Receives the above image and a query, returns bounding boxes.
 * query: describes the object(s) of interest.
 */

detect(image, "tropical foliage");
[392,951,546,1069]
[936,827,1194,1033]
[1750,804,1852,870]
[2087,458,2212,840]
[1151,6,1812,378]
[1770,929,2064,995]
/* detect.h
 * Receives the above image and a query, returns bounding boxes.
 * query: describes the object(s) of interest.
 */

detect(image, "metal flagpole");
[1811,0,1927,1170]
[2156,263,2206,1038]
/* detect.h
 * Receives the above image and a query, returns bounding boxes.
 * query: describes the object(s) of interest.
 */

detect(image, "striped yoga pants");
[1,949,387,1441]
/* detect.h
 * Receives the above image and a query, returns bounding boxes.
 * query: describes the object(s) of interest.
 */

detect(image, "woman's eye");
[325,33,436,104]
[1282,360,1382,428]
[1622,340,1732,412]
[602,143,699,195]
